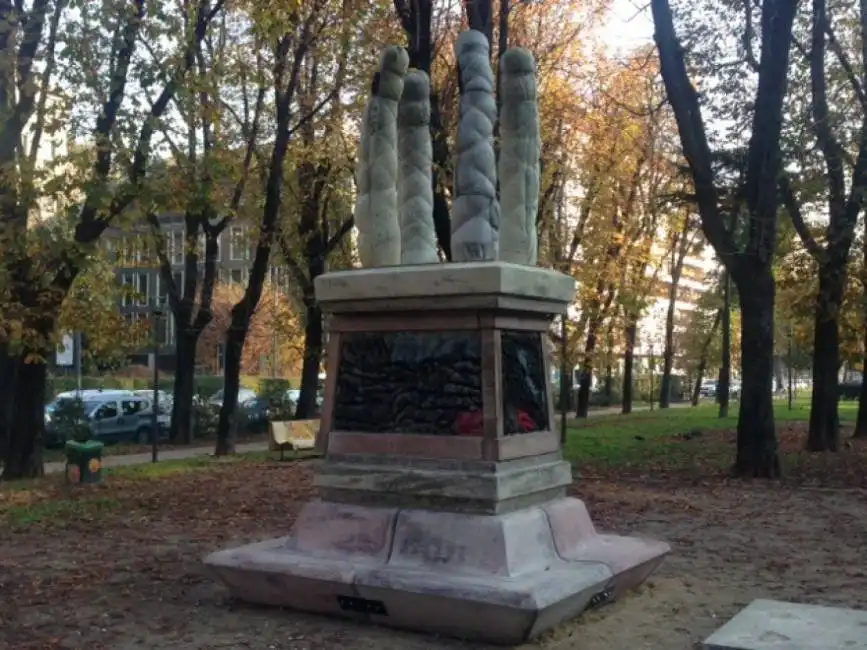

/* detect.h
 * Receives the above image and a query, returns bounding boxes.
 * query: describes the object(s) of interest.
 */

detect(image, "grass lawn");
[40,432,271,463]
[0,450,310,526]
[564,399,867,486]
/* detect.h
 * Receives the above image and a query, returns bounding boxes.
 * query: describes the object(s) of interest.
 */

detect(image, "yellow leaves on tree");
[196,281,303,376]
[57,255,147,368]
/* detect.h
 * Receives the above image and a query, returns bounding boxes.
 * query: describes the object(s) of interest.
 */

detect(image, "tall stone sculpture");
[498,47,541,266]
[450,30,500,262]
[353,46,408,267]
[205,31,669,646]
[397,70,438,265]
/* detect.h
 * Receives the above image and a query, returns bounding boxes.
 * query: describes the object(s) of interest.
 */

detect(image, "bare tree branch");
[778,171,825,262]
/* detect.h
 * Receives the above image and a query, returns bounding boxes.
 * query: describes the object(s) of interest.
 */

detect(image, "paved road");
[43,402,693,474]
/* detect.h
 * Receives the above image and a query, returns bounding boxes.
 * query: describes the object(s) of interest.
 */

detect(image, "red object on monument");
[455,410,484,435]
[454,409,538,435]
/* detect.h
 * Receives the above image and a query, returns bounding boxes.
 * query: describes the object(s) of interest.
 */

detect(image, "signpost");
[152,301,164,463]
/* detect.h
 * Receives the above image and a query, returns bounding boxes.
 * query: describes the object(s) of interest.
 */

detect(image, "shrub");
[194,375,223,399]
[51,397,90,442]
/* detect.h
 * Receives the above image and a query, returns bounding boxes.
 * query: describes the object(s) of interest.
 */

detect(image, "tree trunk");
[215,321,246,455]
[659,286,677,408]
[733,274,780,478]
[622,320,636,414]
[854,330,867,437]
[575,321,601,418]
[558,352,573,428]
[773,355,784,392]
[2,356,47,480]
[396,0,452,259]
[0,342,15,463]
[296,300,323,420]
[170,329,198,444]
[691,364,705,406]
[719,269,731,417]
[692,309,721,406]
[806,268,843,451]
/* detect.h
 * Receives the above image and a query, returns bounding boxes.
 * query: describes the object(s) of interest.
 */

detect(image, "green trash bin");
[64,440,105,485]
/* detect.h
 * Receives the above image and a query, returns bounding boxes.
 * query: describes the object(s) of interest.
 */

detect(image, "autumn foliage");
[196,282,303,376]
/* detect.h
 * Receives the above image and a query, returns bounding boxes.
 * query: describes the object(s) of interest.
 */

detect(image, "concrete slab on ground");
[703,599,867,650]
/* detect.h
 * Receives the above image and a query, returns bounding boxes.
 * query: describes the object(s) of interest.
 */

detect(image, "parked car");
[133,389,173,413]
[45,393,169,446]
[55,388,136,401]
[729,381,742,398]
[238,397,272,434]
[839,381,862,400]
[208,388,257,408]
[698,380,741,399]
[284,389,324,411]
[699,381,717,398]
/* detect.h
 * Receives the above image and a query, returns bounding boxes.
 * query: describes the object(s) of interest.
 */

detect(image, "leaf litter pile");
[1,452,867,650]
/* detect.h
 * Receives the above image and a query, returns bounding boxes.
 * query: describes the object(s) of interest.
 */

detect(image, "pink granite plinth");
[204,497,669,645]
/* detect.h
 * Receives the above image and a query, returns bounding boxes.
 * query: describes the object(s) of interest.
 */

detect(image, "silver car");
[45,394,169,446]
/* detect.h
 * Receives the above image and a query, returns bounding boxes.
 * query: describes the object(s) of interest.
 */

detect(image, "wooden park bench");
[269,419,320,460]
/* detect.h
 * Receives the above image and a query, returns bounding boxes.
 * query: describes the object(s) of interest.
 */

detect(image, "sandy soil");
[2,462,866,650]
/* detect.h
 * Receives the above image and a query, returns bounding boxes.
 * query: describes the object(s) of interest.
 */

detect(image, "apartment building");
[635,242,718,363]
[105,213,290,369]
[567,239,719,387]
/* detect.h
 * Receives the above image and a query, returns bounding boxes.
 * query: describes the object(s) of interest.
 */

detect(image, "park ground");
[2,401,867,649]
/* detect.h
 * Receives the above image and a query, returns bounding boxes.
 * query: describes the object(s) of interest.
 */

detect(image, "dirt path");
[2,463,866,650]
[42,440,271,474]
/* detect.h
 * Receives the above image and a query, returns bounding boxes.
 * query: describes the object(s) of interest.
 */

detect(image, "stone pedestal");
[204,262,669,645]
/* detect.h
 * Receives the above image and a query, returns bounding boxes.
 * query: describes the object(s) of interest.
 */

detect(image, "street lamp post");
[74,331,82,398]
[787,323,794,411]
[559,314,568,445]
[151,299,164,464]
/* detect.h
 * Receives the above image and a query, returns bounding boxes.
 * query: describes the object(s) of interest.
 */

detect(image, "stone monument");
[204,31,669,645]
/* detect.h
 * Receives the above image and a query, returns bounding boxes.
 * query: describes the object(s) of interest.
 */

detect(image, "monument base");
[204,497,669,645]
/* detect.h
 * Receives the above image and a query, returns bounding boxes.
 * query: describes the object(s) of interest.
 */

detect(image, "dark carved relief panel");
[501,330,549,435]
[333,331,483,435]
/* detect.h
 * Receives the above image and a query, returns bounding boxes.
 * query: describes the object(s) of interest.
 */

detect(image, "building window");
[119,238,134,266]
[168,229,184,266]
[198,232,222,262]
[172,271,184,299]
[135,272,149,306]
[230,268,244,285]
[156,273,171,304]
[120,273,133,307]
[135,235,146,265]
[166,312,175,345]
[104,238,116,262]
[156,313,169,346]
[229,226,247,261]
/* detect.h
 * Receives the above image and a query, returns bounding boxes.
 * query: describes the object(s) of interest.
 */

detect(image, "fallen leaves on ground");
[2,436,867,649]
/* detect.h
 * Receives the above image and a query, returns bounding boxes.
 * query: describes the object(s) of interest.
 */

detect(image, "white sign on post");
[56,333,74,366]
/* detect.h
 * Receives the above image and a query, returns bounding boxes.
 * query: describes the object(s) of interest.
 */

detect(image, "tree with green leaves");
[651,0,800,477]
[0,0,226,479]
[139,8,265,445]
[214,0,339,453]
[778,0,867,452]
